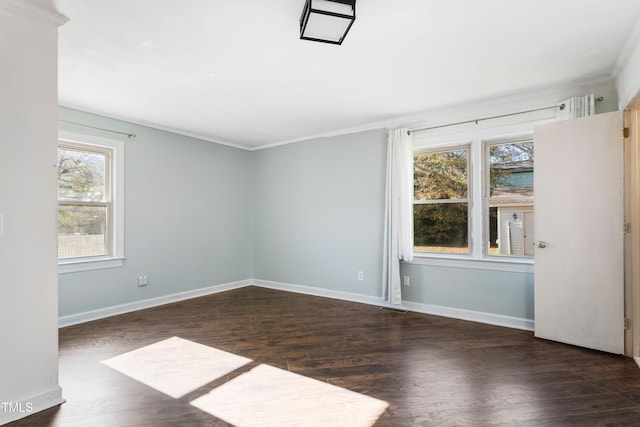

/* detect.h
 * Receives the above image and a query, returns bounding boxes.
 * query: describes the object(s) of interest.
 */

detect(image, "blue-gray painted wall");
[58,109,535,322]
[251,130,387,296]
[58,107,252,316]
[251,130,534,320]
[400,263,534,319]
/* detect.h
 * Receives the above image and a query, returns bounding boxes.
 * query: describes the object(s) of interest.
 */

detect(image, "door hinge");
[624,318,631,330]
[623,127,630,139]
[623,223,631,234]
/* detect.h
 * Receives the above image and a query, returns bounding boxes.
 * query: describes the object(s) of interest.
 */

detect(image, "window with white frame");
[413,146,470,254]
[412,126,535,267]
[57,132,124,271]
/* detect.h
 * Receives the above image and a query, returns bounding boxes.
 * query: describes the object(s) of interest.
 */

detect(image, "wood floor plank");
[7,286,640,426]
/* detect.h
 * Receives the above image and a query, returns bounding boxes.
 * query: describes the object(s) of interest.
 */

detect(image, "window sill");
[58,256,126,274]
[406,254,534,273]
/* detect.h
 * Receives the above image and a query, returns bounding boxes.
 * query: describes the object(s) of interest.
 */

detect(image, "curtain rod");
[59,120,137,139]
[408,96,604,135]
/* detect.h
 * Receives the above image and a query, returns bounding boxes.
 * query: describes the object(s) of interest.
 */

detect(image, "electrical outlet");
[137,275,148,287]
[403,275,410,286]
[357,271,364,281]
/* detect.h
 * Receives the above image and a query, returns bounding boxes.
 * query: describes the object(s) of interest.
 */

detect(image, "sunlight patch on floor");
[102,336,251,398]
[190,364,389,427]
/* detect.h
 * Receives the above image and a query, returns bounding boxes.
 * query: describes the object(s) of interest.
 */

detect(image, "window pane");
[488,140,534,258]
[489,141,533,198]
[58,205,108,258]
[414,149,468,200]
[58,148,106,202]
[487,206,534,257]
[414,203,468,254]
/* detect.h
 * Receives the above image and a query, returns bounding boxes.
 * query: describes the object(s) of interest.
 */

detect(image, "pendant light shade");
[299,0,356,45]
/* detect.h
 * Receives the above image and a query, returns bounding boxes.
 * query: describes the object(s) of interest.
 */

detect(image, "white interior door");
[523,211,534,256]
[534,110,624,354]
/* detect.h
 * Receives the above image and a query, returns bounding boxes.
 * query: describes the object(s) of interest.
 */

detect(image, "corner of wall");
[613,15,640,109]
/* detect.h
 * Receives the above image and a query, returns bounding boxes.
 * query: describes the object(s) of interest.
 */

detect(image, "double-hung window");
[58,143,111,258]
[413,146,470,254]
[57,131,124,272]
[411,125,535,270]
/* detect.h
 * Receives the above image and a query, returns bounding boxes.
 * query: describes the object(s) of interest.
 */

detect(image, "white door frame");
[624,94,640,366]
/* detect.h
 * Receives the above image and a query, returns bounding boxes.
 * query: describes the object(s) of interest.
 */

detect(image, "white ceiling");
[55,0,640,150]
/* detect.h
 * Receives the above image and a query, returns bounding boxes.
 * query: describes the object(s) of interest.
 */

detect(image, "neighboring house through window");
[487,139,534,257]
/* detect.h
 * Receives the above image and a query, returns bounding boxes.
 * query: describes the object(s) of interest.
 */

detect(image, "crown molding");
[612,15,640,79]
[62,74,614,152]
[58,101,249,151]
[251,74,614,150]
[0,0,68,26]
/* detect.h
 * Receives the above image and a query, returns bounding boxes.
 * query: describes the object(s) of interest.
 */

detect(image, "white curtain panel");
[556,94,596,120]
[382,128,414,305]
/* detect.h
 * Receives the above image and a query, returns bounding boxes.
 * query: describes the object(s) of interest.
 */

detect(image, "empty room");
[4,0,640,425]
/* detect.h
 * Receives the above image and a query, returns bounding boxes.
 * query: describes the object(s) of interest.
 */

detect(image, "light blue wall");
[58,111,536,323]
[400,263,534,319]
[58,107,252,316]
[251,130,387,297]
[57,109,536,323]
[251,129,535,321]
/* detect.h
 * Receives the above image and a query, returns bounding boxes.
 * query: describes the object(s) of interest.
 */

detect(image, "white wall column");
[0,0,67,424]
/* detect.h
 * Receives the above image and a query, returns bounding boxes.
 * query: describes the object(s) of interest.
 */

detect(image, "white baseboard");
[251,279,535,331]
[401,300,534,331]
[634,356,640,369]
[58,280,251,328]
[58,278,534,332]
[0,385,64,426]
[251,279,384,307]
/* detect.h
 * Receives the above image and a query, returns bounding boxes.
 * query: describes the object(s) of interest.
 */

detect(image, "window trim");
[411,121,541,271]
[404,255,534,274]
[57,131,125,273]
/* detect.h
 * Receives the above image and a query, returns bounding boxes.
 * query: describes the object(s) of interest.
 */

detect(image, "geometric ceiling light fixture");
[299,0,356,45]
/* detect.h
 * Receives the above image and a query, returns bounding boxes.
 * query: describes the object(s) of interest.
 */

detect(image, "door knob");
[534,241,547,248]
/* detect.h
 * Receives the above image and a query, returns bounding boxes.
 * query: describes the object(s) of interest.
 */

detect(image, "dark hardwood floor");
[8,286,640,426]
